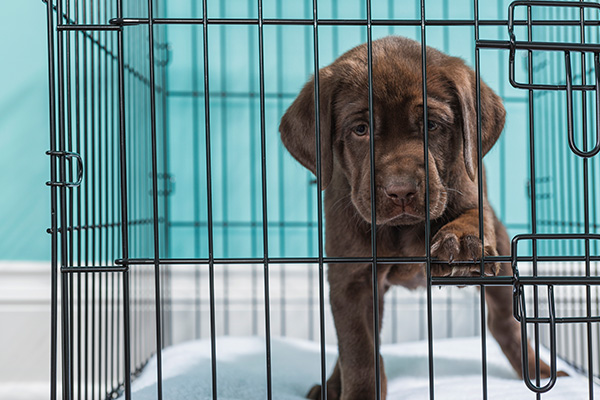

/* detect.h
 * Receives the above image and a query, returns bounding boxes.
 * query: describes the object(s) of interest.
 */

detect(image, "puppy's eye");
[353,124,369,136]
[427,120,439,131]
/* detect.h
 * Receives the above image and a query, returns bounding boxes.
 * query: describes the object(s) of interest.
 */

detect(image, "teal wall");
[4,0,599,262]
[0,2,50,260]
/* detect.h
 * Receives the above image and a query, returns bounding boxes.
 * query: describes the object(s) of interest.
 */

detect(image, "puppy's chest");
[378,230,430,289]
[377,226,427,258]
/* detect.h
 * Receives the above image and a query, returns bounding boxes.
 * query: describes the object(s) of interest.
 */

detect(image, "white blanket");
[126,336,596,400]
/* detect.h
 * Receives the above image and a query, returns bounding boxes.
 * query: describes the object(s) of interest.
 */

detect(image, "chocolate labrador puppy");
[279,36,556,400]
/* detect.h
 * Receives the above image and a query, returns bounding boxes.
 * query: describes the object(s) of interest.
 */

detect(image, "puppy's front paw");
[430,229,499,277]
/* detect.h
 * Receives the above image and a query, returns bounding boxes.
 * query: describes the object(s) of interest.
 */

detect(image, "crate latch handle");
[46,150,84,188]
[564,51,600,158]
[515,283,558,393]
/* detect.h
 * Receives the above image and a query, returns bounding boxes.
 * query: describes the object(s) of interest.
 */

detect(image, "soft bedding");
[124,336,596,400]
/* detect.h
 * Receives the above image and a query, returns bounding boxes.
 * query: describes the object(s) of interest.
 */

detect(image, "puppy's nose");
[384,181,417,207]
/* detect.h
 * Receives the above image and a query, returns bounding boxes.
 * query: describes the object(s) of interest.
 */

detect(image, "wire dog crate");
[44,0,600,399]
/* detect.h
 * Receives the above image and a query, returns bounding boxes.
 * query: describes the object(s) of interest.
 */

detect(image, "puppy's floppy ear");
[451,61,506,181]
[279,67,336,189]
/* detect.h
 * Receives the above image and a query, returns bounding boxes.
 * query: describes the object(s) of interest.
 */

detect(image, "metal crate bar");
[103,17,600,27]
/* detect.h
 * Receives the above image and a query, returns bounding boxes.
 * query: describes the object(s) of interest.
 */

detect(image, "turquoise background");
[0,2,50,260]
[3,0,600,262]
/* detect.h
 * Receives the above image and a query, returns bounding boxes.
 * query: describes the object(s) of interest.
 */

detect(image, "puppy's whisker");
[444,188,464,196]
[329,194,353,215]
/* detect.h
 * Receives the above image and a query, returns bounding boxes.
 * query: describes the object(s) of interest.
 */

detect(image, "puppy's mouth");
[355,204,442,226]
[352,186,447,226]
[384,210,424,225]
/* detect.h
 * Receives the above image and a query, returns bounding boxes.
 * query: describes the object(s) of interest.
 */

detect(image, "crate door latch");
[514,282,558,393]
[46,150,84,188]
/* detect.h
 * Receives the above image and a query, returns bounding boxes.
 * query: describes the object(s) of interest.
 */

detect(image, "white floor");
[0,382,50,400]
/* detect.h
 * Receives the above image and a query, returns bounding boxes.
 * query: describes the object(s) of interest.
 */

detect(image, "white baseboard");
[0,262,51,384]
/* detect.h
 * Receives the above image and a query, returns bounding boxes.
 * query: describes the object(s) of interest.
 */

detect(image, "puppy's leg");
[486,219,566,379]
[430,207,499,277]
[432,207,563,378]
[307,263,388,400]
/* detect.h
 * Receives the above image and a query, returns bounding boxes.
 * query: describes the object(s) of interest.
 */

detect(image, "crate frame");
[44,0,600,399]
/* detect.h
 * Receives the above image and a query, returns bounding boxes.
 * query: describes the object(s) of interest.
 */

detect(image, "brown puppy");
[280,36,555,400]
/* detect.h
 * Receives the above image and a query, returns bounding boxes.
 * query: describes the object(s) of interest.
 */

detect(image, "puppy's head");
[279,36,505,226]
